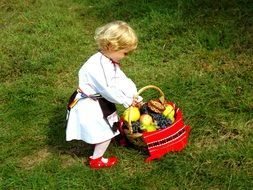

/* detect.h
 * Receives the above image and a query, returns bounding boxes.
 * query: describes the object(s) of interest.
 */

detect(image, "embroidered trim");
[147,127,186,148]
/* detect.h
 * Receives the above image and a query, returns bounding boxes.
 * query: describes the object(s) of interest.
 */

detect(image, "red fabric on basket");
[142,107,191,162]
[118,102,191,162]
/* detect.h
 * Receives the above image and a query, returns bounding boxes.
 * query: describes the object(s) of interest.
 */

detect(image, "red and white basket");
[118,85,191,162]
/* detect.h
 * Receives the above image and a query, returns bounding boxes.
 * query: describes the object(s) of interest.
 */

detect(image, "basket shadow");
[46,105,93,158]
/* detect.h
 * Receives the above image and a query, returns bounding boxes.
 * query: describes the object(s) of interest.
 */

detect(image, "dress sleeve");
[80,62,137,108]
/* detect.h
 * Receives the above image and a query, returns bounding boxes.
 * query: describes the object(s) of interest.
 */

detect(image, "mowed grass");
[1,0,252,189]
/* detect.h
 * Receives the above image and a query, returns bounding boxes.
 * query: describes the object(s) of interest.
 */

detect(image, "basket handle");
[128,85,165,135]
[135,85,165,103]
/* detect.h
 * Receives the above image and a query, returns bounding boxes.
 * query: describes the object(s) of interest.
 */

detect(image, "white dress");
[66,52,137,144]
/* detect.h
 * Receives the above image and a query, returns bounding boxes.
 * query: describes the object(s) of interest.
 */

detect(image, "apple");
[123,107,140,122]
[139,114,153,125]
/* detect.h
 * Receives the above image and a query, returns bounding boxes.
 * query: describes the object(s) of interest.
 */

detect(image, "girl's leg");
[92,139,111,160]
[89,139,118,169]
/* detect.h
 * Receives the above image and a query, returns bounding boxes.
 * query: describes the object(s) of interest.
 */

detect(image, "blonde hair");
[94,21,138,52]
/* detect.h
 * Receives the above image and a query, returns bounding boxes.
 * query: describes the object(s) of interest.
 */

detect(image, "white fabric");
[66,52,138,144]
[92,140,111,159]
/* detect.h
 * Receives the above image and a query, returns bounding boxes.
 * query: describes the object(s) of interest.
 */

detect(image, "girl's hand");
[131,99,138,107]
[131,96,143,107]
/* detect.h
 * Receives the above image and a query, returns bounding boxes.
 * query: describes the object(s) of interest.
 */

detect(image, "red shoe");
[89,156,118,169]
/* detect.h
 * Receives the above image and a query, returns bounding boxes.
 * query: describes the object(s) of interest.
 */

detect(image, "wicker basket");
[118,85,191,162]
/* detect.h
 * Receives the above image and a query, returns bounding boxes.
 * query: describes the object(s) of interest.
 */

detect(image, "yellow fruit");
[139,114,153,125]
[162,105,174,116]
[123,107,140,122]
[163,105,175,123]
[167,112,175,123]
[141,125,157,132]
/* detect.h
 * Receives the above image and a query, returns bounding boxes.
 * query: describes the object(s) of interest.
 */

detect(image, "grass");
[1,0,252,189]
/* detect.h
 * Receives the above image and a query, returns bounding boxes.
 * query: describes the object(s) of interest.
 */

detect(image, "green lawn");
[1,0,252,189]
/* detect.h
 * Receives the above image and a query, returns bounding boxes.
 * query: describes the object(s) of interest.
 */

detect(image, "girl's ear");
[107,43,112,51]
[107,43,116,52]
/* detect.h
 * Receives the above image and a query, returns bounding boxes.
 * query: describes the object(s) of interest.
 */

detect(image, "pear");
[123,107,140,122]
[163,105,175,123]
[141,124,157,132]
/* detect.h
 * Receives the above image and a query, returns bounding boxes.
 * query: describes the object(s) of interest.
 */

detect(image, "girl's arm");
[79,67,136,108]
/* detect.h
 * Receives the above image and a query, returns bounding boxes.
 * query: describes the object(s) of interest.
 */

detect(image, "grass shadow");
[84,0,252,22]
[46,104,93,158]
[79,0,252,52]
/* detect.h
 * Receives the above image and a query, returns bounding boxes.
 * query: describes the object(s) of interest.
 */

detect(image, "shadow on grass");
[46,103,150,160]
[88,0,251,21]
[46,104,93,158]
[78,0,251,52]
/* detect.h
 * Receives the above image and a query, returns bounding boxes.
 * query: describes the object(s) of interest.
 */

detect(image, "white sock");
[101,157,108,163]
[92,139,111,159]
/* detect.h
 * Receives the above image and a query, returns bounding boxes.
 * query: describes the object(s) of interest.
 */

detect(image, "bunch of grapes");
[150,113,172,129]
[139,103,150,114]
[131,121,141,133]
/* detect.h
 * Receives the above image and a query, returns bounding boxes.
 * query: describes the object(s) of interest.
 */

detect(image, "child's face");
[108,48,131,63]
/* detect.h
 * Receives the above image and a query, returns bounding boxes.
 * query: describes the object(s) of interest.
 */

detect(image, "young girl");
[66,21,140,169]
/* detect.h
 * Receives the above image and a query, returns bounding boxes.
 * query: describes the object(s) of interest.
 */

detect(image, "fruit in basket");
[151,113,173,129]
[140,114,153,125]
[141,124,157,132]
[123,107,140,122]
[131,121,141,133]
[139,103,150,114]
[166,112,175,123]
[147,99,165,113]
[163,105,175,123]
[162,105,173,116]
